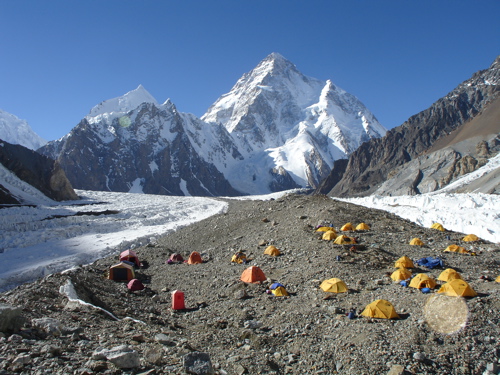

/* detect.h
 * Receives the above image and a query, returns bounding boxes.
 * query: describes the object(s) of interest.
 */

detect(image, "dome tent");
[438,279,477,297]
[341,223,354,231]
[361,299,399,319]
[409,238,424,246]
[187,251,203,264]
[264,245,281,256]
[322,230,337,241]
[431,223,445,231]
[391,268,412,282]
[355,223,370,231]
[395,256,414,269]
[437,268,462,282]
[240,266,267,284]
[409,273,436,289]
[320,278,348,293]
[462,234,479,242]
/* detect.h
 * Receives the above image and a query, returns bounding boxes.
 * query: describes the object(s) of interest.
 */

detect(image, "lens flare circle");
[119,116,131,128]
[424,294,469,334]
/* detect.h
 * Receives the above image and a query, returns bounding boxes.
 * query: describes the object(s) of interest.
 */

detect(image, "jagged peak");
[87,85,158,118]
[253,52,298,77]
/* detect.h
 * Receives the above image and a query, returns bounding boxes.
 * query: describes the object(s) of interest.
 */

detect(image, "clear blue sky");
[1,1,499,141]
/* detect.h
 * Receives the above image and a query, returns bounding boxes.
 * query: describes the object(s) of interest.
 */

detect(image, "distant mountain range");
[38,53,385,196]
[318,55,500,196]
[1,53,499,203]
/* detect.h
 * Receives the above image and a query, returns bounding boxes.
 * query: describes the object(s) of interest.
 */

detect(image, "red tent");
[119,250,140,267]
[127,279,145,291]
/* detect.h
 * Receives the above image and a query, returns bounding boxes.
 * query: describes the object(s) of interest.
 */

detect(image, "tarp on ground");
[416,257,443,269]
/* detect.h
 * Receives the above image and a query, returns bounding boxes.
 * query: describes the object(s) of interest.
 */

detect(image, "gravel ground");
[1,193,500,375]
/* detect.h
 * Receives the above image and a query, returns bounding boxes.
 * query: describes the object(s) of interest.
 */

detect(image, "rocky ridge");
[319,55,500,197]
[1,194,500,374]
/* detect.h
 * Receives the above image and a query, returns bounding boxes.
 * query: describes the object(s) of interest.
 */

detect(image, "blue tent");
[270,282,284,290]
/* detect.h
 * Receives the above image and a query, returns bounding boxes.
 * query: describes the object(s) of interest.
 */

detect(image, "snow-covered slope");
[41,53,386,196]
[0,109,47,150]
[202,53,386,193]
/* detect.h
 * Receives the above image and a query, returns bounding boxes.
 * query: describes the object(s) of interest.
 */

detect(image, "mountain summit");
[202,53,386,193]
[39,54,386,196]
[0,109,47,150]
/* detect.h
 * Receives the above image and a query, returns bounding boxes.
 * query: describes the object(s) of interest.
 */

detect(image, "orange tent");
[240,266,267,284]
[109,262,135,282]
[316,226,335,233]
[187,251,203,264]
[431,223,445,231]
[391,268,412,282]
[334,235,356,245]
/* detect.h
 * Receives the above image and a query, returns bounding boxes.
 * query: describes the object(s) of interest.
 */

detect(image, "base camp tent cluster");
[108,250,145,291]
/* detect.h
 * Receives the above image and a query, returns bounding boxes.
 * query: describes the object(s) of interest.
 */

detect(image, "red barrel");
[172,290,185,310]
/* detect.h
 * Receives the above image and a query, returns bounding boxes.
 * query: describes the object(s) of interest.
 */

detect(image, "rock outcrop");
[0,139,78,204]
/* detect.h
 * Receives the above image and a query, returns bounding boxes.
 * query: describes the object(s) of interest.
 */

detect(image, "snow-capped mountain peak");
[87,85,158,120]
[0,109,47,150]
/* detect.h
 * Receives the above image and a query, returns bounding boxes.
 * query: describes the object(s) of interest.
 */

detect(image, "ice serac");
[0,109,47,150]
[39,88,242,197]
[202,52,386,194]
[319,55,500,197]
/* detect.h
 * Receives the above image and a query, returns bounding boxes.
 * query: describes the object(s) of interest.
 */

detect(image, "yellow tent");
[355,223,370,231]
[431,223,445,231]
[394,256,414,269]
[361,299,399,319]
[264,245,281,256]
[271,286,289,297]
[462,234,479,242]
[437,268,462,282]
[438,279,477,297]
[444,244,468,254]
[341,223,354,231]
[391,268,412,282]
[496,276,500,283]
[322,230,337,241]
[334,235,356,245]
[409,273,436,289]
[319,278,348,293]
[316,226,335,233]
[409,238,424,246]
[231,252,247,264]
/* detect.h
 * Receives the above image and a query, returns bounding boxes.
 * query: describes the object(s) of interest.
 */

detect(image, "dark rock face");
[39,103,242,197]
[322,56,500,197]
[0,139,78,204]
